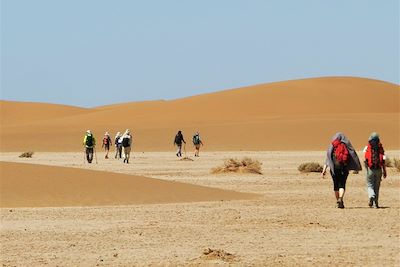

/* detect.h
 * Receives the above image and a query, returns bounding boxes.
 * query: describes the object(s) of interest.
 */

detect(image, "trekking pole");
[83,148,86,164]
[94,147,98,164]
[184,143,187,157]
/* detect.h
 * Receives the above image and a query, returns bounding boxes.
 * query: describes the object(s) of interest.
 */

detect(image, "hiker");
[83,130,96,163]
[102,132,112,159]
[321,132,362,208]
[174,130,186,157]
[121,129,132,163]
[192,132,204,157]
[114,132,123,159]
[363,132,387,208]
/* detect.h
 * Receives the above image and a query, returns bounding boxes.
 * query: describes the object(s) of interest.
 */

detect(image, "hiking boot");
[374,200,380,209]
[105,155,108,159]
[123,158,126,163]
[338,198,344,209]
[369,197,374,208]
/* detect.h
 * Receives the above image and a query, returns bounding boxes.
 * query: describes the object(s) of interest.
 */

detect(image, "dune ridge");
[1,77,399,151]
[0,161,256,208]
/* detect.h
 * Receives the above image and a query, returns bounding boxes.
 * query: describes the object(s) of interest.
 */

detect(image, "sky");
[1,0,399,107]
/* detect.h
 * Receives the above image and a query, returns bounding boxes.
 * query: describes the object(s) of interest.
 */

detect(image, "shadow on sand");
[345,206,392,210]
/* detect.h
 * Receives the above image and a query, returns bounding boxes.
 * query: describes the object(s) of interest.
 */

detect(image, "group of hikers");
[83,129,133,164]
[322,132,388,209]
[83,129,204,163]
[83,129,388,209]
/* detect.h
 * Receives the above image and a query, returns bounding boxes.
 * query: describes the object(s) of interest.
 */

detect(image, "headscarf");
[368,132,379,142]
[325,132,362,174]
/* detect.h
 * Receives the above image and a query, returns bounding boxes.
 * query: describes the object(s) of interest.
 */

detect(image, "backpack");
[103,137,110,145]
[175,134,182,145]
[86,134,94,147]
[193,135,200,145]
[365,140,384,169]
[332,139,349,168]
[122,136,130,147]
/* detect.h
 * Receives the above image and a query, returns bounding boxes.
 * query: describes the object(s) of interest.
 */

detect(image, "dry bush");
[202,248,236,263]
[19,151,34,158]
[385,157,393,168]
[393,158,400,172]
[180,157,194,161]
[298,162,323,173]
[211,157,262,174]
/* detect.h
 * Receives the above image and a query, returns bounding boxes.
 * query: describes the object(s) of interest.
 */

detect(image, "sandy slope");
[0,162,255,208]
[1,151,399,266]
[1,77,399,151]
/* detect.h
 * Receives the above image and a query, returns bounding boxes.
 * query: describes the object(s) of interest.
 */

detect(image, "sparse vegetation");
[393,158,400,172]
[19,151,34,158]
[385,157,393,168]
[211,157,262,174]
[202,248,236,263]
[180,157,194,161]
[298,162,323,173]
[353,170,359,174]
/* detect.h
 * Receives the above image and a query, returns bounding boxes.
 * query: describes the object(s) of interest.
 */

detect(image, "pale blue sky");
[1,0,399,107]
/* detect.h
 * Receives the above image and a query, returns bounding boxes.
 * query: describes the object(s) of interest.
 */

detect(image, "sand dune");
[0,100,90,126]
[1,77,399,151]
[0,161,255,207]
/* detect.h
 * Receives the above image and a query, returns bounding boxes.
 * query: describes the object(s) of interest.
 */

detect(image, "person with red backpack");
[102,132,112,159]
[363,132,387,208]
[322,132,362,208]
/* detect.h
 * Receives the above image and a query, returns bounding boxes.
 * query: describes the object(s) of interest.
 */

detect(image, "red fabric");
[365,142,384,168]
[332,139,349,164]
[103,137,110,145]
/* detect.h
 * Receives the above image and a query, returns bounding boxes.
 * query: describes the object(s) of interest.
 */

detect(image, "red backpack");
[332,139,349,168]
[103,136,110,145]
[365,140,384,169]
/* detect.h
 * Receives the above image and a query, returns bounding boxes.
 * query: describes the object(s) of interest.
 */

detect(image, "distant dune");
[1,77,399,151]
[0,161,255,207]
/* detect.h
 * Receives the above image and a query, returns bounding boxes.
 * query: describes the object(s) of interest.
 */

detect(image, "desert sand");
[0,161,255,208]
[1,76,399,266]
[1,151,399,266]
[1,77,399,152]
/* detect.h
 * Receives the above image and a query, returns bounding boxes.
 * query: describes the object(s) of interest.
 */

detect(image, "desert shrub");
[298,162,323,173]
[202,248,236,263]
[393,158,400,172]
[19,151,34,158]
[385,157,393,168]
[211,157,262,174]
[180,157,194,161]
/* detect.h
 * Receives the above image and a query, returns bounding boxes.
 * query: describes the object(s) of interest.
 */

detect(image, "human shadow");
[345,206,392,209]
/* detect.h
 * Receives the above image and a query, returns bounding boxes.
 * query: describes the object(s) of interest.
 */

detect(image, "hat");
[86,130,91,134]
[369,132,380,141]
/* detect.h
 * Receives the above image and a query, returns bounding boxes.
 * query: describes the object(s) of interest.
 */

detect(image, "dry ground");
[1,151,399,266]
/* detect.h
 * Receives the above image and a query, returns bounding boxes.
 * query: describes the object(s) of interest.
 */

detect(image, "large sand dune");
[0,161,255,207]
[1,77,399,151]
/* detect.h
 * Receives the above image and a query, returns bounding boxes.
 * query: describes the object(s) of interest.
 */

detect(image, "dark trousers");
[86,147,94,163]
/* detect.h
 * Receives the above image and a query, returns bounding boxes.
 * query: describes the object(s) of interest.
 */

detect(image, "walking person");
[102,132,112,159]
[83,130,96,164]
[363,132,387,208]
[121,129,132,163]
[174,130,186,157]
[321,132,362,208]
[114,132,123,159]
[192,132,204,157]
